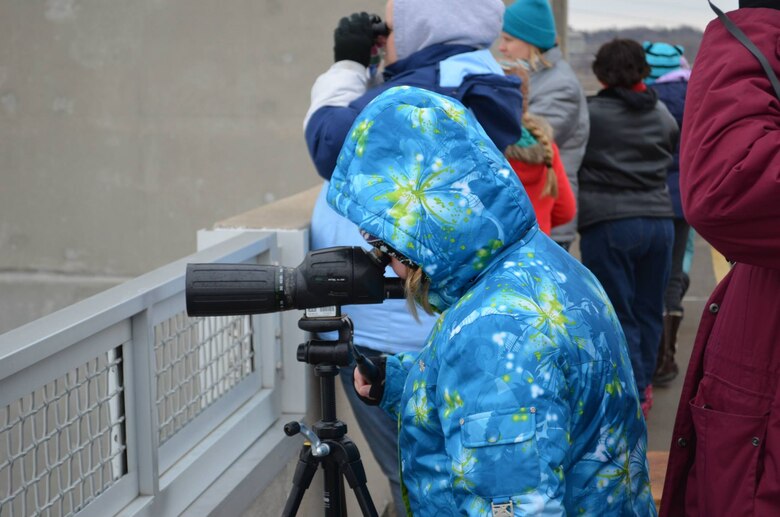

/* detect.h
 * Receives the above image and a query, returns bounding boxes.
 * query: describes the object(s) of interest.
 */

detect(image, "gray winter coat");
[529,47,590,244]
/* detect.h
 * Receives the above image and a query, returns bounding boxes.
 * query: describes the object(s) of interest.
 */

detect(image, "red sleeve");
[550,144,576,229]
[680,11,780,268]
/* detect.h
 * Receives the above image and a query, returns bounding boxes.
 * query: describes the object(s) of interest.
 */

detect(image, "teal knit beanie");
[503,0,557,51]
[642,41,684,84]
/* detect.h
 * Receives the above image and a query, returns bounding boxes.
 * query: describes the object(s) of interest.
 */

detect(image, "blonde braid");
[522,113,558,199]
[503,144,528,162]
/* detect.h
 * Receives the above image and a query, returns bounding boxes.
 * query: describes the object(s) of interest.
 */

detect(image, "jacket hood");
[328,86,537,310]
[598,87,659,112]
[393,0,504,61]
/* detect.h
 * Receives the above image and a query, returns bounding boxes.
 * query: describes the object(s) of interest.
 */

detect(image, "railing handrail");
[0,231,274,381]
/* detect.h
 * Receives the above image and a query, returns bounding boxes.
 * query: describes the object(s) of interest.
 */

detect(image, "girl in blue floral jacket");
[330,86,655,516]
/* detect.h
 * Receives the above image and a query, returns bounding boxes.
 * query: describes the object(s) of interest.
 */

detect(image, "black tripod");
[281,309,379,517]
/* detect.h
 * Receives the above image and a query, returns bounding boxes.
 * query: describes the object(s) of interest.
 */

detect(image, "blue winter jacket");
[305,44,524,180]
[328,87,655,516]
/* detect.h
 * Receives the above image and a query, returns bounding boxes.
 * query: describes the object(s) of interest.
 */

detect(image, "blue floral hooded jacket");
[328,86,655,516]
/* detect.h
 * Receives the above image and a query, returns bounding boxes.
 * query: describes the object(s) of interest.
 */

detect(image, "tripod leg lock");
[285,420,331,457]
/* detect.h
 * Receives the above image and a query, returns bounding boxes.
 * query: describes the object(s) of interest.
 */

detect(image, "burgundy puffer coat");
[660,7,780,517]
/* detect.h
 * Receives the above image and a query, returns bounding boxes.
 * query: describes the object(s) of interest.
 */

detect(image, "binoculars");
[371,15,390,41]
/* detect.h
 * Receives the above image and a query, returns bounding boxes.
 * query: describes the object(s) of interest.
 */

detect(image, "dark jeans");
[580,217,673,400]
[338,347,403,516]
[664,218,691,314]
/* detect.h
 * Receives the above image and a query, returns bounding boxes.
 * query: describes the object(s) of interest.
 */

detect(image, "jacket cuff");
[379,354,409,418]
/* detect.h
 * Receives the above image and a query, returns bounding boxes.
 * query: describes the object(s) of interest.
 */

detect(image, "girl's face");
[498,32,532,61]
[390,256,410,279]
[383,0,397,65]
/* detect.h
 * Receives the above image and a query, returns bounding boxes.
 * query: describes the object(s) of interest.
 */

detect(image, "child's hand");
[354,367,374,399]
[352,357,386,405]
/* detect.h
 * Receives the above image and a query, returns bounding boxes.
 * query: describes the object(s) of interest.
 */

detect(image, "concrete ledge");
[216,185,322,231]
[648,450,668,511]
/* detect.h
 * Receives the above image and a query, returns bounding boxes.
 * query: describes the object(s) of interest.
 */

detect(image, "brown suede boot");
[653,312,682,386]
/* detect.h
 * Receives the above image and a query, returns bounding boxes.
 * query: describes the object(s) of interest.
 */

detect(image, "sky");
[568,0,740,31]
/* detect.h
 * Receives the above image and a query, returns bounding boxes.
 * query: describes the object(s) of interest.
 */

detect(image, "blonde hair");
[404,268,434,321]
[527,46,552,72]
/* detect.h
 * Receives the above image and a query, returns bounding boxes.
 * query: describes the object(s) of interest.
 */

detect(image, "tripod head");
[296,306,378,381]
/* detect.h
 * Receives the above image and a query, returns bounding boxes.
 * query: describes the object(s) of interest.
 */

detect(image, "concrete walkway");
[641,232,725,508]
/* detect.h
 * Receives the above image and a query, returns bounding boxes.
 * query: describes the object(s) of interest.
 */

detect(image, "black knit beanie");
[739,0,780,9]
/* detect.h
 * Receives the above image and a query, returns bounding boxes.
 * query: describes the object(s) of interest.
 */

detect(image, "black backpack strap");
[709,0,780,99]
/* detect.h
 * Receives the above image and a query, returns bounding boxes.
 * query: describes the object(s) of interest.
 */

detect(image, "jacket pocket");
[688,385,769,517]
[456,407,539,498]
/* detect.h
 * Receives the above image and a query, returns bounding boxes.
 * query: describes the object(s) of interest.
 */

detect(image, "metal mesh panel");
[0,350,126,517]
[154,314,253,444]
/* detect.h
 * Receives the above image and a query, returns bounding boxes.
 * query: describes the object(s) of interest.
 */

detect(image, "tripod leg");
[322,455,347,517]
[282,448,320,517]
[339,442,379,517]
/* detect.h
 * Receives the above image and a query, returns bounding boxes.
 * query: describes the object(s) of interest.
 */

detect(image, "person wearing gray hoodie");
[302,1,524,513]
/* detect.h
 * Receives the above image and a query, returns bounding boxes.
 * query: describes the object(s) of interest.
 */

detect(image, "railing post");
[128,309,160,495]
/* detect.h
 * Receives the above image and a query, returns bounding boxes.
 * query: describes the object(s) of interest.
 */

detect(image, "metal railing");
[0,349,126,516]
[0,231,305,517]
[154,313,254,445]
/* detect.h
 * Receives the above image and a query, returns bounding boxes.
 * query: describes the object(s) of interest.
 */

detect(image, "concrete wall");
[0,0,367,333]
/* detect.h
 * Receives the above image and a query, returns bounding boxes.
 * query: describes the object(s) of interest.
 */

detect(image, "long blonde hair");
[404,268,434,321]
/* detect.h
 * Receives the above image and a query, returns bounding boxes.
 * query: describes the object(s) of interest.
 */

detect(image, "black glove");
[354,356,386,406]
[333,12,374,67]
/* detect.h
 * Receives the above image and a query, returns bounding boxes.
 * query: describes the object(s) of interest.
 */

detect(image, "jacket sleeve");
[303,61,370,180]
[550,144,576,229]
[379,352,417,421]
[438,321,569,514]
[679,18,780,267]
